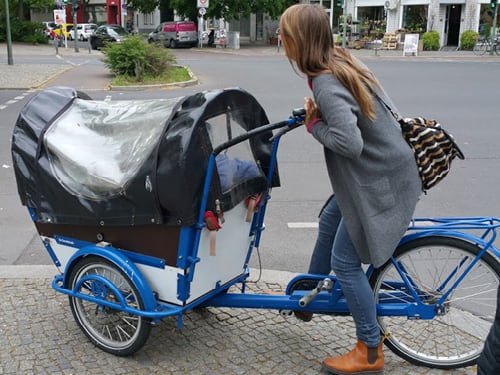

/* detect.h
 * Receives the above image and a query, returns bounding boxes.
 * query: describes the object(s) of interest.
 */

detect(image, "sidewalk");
[0,265,477,375]
[1,42,498,91]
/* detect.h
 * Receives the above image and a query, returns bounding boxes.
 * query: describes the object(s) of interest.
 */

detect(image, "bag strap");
[367,86,403,122]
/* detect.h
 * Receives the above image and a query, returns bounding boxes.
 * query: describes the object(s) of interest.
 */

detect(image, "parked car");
[52,24,74,39]
[70,23,97,41]
[89,24,129,50]
[147,21,198,48]
[41,21,57,38]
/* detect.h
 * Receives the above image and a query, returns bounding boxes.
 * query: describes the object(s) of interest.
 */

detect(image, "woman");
[477,285,500,375]
[279,4,422,375]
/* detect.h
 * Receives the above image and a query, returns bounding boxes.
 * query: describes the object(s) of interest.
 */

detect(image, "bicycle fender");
[62,245,157,312]
[400,230,500,258]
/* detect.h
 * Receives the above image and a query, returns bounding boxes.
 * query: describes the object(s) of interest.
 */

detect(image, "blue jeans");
[308,196,380,348]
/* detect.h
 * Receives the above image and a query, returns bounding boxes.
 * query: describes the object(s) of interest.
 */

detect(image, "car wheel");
[169,39,176,48]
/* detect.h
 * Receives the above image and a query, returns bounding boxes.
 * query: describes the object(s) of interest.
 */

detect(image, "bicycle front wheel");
[370,236,500,369]
[473,41,488,56]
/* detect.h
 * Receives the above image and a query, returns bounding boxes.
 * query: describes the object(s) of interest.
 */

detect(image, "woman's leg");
[308,196,341,275]
[331,221,380,347]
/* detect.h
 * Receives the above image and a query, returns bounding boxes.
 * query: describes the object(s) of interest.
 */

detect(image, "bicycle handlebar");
[212,108,305,155]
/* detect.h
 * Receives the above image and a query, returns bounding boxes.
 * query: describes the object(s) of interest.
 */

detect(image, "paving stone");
[0,272,480,374]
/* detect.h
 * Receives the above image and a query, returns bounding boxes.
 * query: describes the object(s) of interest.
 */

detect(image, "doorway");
[445,5,462,46]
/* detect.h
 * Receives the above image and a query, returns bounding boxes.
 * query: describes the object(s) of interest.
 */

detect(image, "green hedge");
[0,17,48,44]
[101,35,177,81]
[460,30,479,50]
[421,30,440,51]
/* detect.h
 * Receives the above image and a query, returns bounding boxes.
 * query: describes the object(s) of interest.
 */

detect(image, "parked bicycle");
[473,35,500,56]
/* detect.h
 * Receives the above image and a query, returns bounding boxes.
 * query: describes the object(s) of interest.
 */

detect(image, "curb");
[109,65,198,91]
[0,264,298,285]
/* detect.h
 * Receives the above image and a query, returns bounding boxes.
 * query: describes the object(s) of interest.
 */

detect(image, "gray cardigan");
[310,73,421,268]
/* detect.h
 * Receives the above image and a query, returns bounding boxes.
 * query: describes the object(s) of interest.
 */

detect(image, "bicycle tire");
[68,256,152,356]
[495,42,500,56]
[369,236,500,369]
[473,40,488,56]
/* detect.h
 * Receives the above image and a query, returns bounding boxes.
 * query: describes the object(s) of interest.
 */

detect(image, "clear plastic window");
[206,111,264,193]
[44,97,183,200]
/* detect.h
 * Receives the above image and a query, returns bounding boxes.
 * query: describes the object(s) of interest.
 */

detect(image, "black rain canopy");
[12,86,279,227]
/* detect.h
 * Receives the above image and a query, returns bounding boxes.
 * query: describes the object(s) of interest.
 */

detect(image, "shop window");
[357,6,386,40]
[402,5,428,33]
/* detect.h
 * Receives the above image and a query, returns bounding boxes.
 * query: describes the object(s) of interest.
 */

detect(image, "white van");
[147,21,198,48]
[70,23,97,41]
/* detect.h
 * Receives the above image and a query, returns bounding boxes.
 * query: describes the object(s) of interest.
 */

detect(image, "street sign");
[197,0,209,8]
[54,9,65,25]
[199,7,206,15]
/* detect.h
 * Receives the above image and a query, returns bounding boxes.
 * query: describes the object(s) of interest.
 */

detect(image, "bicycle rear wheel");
[473,40,488,56]
[370,236,500,369]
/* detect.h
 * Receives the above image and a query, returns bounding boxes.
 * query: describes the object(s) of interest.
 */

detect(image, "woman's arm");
[308,76,364,159]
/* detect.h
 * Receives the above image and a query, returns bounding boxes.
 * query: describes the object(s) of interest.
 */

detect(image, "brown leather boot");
[322,338,384,375]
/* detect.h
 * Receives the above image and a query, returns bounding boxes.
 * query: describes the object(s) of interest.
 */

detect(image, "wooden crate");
[382,32,397,50]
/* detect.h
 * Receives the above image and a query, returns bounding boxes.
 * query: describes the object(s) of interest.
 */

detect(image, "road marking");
[104,95,112,101]
[287,222,318,229]
[0,92,30,111]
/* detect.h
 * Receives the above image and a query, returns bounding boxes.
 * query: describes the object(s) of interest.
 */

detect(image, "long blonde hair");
[280,4,379,120]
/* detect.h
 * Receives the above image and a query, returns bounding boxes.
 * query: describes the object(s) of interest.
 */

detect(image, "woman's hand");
[304,97,321,132]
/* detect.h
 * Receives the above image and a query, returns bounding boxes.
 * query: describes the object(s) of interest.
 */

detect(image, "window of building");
[144,13,154,26]
[402,5,428,33]
[357,6,386,40]
[478,5,497,36]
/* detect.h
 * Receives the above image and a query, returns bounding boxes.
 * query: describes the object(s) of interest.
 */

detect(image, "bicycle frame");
[207,217,500,320]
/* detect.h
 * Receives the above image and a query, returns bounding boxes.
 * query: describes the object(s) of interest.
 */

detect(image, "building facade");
[308,0,495,48]
[32,0,495,48]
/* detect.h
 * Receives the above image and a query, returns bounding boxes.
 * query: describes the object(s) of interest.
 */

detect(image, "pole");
[199,14,204,48]
[4,0,14,65]
[342,0,347,48]
[491,6,498,55]
[73,0,79,52]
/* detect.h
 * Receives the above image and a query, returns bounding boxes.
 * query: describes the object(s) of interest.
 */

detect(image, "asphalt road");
[1,49,500,273]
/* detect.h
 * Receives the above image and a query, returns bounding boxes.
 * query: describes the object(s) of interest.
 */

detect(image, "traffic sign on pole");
[197,0,209,8]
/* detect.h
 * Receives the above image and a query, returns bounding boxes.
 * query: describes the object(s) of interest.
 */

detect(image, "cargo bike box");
[11,86,287,353]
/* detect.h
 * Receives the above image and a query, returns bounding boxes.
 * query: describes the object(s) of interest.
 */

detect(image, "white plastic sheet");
[44,97,183,200]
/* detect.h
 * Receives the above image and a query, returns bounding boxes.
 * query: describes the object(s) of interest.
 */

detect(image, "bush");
[421,31,440,51]
[101,35,176,81]
[460,30,479,50]
[0,17,48,44]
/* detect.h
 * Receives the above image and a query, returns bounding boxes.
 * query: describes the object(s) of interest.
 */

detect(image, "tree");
[0,0,54,20]
[127,0,162,15]
[168,0,297,22]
